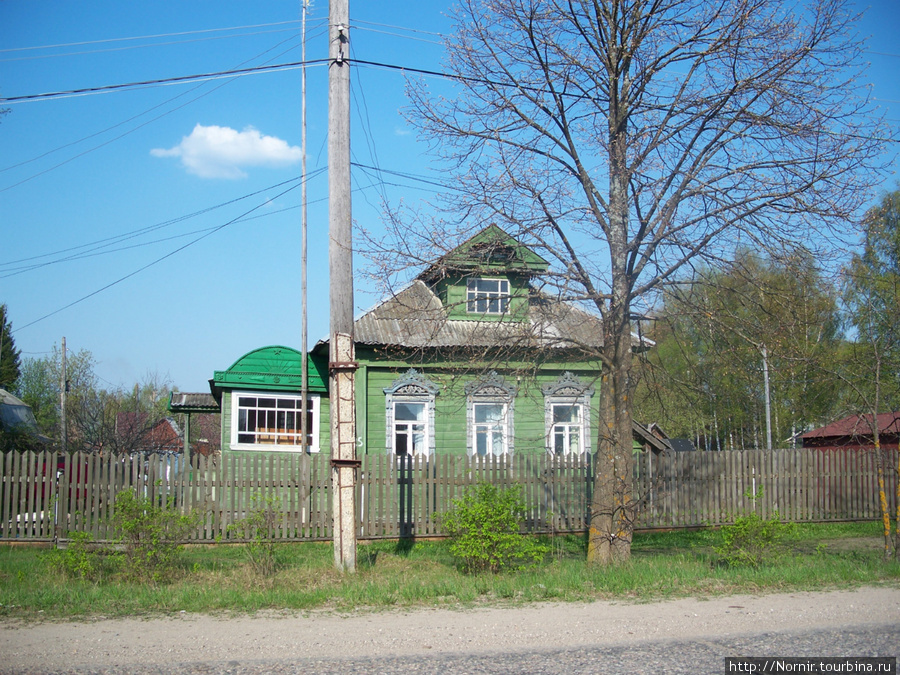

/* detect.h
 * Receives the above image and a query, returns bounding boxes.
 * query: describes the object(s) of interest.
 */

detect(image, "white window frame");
[465,371,516,457]
[548,400,585,456]
[230,391,320,452]
[384,369,439,457]
[543,372,594,456]
[466,277,510,314]
[389,400,430,457]
[472,401,510,457]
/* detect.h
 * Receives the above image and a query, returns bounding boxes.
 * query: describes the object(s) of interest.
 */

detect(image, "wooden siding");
[359,368,600,457]
[2,448,896,543]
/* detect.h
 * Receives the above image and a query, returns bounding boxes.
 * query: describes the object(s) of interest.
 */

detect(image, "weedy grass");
[0,522,896,620]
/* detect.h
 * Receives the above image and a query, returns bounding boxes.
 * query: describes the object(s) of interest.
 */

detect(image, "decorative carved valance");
[383,368,441,397]
[542,371,595,398]
[465,371,517,399]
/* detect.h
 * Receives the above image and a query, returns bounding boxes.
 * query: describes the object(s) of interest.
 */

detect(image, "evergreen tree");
[0,304,21,391]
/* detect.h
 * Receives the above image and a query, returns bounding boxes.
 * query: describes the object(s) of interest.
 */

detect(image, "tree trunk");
[588,297,634,565]
[877,438,892,561]
[587,98,633,564]
[895,445,900,561]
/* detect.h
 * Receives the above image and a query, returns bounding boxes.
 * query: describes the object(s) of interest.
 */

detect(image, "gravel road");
[1,587,897,674]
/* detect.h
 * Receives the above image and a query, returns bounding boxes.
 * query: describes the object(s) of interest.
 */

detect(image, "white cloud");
[151,124,301,179]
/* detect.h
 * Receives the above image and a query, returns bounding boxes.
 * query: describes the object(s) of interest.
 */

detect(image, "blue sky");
[1,1,898,393]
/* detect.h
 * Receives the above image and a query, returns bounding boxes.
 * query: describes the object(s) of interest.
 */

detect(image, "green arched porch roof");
[212,345,328,394]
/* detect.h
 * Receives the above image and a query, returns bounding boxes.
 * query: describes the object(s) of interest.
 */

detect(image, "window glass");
[232,393,319,451]
[393,402,427,456]
[395,402,426,421]
[473,402,507,456]
[549,403,583,455]
[466,278,510,314]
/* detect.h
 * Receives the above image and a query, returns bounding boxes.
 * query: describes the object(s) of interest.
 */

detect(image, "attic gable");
[417,224,549,283]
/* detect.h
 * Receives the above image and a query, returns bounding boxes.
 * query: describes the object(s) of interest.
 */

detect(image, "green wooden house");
[209,225,611,458]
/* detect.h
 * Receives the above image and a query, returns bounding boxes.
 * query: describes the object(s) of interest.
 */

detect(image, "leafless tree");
[373,0,889,564]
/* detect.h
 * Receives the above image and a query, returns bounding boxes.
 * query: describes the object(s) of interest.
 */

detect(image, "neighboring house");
[203,225,649,458]
[168,392,221,457]
[114,413,182,455]
[0,388,40,434]
[802,413,900,452]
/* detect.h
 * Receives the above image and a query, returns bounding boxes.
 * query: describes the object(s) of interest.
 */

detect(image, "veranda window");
[233,393,319,451]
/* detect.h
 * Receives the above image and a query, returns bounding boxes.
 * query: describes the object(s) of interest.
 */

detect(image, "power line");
[0,170,327,276]
[0,28,310,63]
[5,55,898,148]
[12,176,311,334]
[350,162,460,193]
[0,20,304,54]
[0,58,330,104]
[0,28,327,191]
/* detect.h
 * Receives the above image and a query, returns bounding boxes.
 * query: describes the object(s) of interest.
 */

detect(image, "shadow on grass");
[395,537,416,556]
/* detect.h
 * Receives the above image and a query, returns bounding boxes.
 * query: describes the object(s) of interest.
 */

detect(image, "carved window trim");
[384,369,440,456]
[465,371,516,457]
[542,372,594,456]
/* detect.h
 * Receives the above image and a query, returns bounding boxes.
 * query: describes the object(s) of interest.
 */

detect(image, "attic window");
[467,278,509,314]
[471,242,515,263]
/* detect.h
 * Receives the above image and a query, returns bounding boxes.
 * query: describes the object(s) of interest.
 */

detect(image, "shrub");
[441,483,548,574]
[716,488,794,567]
[113,487,198,583]
[47,532,114,582]
[227,493,283,578]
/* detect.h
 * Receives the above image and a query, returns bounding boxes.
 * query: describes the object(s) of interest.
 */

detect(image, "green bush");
[113,487,199,583]
[715,489,794,567]
[227,493,283,577]
[441,483,548,574]
[47,531,114,582]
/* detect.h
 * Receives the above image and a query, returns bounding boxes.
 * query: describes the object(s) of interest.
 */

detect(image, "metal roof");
[353,280,610,351]
[168,392,219,413]
[802,412,900,440]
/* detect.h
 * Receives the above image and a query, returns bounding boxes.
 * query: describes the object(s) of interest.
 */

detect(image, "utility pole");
[328,0,358,572]
[762,344,773,451]
[60,337,67,454]
[300,0,309,455]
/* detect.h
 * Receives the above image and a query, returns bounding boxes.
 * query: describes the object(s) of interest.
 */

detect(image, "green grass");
[1,522,897,621]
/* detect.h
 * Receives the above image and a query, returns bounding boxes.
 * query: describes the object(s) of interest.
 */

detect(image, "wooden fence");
[1,448,896,543]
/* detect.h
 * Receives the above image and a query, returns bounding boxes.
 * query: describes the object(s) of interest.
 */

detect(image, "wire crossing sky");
[1,0,898,392]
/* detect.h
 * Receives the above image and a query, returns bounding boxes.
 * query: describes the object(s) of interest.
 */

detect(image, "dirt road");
[1,587,897,673]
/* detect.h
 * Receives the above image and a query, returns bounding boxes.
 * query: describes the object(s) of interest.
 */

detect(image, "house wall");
[356,353,601,456]
[436,271,532,321]
[218,357,601,457]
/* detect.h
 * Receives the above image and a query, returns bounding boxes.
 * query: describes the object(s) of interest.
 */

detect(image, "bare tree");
[389,0,889,564]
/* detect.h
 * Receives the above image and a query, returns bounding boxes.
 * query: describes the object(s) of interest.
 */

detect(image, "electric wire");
[0,58,330,104]
[0,20,304,54]
[0,26,328,192]
[0,168,328,278]
[350,47,392,212]
[12,177,309,334]
[0,27,311,63]
[4,54,897,146]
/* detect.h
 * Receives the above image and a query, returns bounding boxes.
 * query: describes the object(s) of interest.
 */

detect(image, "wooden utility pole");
[328,0,358,572]
[300,0,309,455]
